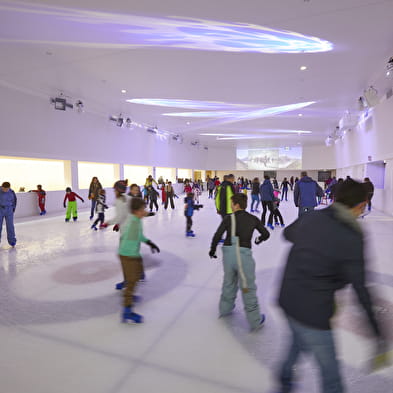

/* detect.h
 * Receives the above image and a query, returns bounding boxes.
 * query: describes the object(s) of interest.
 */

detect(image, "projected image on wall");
[236,147,302,170]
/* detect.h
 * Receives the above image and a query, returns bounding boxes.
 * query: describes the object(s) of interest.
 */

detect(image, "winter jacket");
[96,194,108,213]
[279,203,381,336]
[106,194,131,234]
[88,181,102,201]
[293,176,324,207]
[259,179,274,201]
[0,189,17,212]
[215,180,235,216]
[251,181,260,195]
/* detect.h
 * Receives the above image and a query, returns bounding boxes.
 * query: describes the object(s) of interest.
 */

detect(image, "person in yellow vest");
[215,174,236,219]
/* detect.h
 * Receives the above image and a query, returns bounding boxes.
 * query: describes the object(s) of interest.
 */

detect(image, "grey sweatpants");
[219,246,261,329]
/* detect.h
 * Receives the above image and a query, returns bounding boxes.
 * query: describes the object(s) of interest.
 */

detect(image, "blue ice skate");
[115,281,126,290]
[139,271,146,282]
[91,224,97,231]
[73,217,78,222]
[251,314,266,332]
[122,307,143,323]
[186,231,196,237]
[267,224,275,230]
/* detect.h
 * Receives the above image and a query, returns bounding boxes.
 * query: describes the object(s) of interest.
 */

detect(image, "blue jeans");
[0,208,16,246]
[90,199,96,217]
[298,206,315,217]
[251,194,260,211]
[281,188,288,201]
[279,316,343,393]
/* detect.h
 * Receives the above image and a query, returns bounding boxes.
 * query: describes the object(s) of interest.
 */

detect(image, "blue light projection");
[0,2,333,53]
[127,99,249,110]
[163,102,316,121]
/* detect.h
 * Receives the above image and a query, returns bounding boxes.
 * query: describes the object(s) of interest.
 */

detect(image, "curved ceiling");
[0,0,392,149]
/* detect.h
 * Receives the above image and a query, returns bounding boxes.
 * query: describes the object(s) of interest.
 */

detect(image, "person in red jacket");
[30,184,46,215]
[63,187,84,222]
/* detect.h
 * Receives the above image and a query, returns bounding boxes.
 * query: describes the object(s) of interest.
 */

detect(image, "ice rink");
[1,190,392,393]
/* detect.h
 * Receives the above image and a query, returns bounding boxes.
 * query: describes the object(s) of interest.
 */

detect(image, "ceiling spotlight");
[386,56,393,78]
[300,66,307,71]
[186,121,191,125]
[190,140,200,147]
[325,135,334,146]
[125,118,132,128]
[147,126,158,134]
[75,100,84,113]
[109,114,124,127]
[121,89,127,94]
[50,96,73,110]
[298,113,303,117]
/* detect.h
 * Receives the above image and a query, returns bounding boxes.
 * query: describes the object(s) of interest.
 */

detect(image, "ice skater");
[184,192,203,237]
[119,197,160,323]
[91,189,108,230]
[29,184,46,215]
[209,193,270,331]
[0,182,17,247]
[63,187,84,222]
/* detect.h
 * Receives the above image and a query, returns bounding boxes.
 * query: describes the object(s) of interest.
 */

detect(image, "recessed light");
[300,66,307,71]
[186,121,191,125]
[298,113,303,117]
[121,89,127,94]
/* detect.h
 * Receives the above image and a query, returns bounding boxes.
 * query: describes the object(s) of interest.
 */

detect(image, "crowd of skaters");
[0,172,388,393]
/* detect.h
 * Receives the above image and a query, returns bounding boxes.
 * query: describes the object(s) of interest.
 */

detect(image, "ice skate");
[122,307,143,323]
[65,218,69,222]
[115,281,126,290]
[91,224,97,231]
[251,314,266,332]
[186,231,195,237]
[73,217,77,222]
[139,272,146,282]
[267,224,275,230]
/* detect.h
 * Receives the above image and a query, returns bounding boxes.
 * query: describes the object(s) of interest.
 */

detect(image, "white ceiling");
[1,0,393,149]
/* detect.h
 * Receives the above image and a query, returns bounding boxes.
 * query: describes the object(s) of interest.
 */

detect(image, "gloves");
[255,236,266,245]
[146,240,160,253]
[63,204,66,208]
[147,212,155,217]
[101,223,109,228]
[209,249,217,259]
[113,224,119,232]
[81,199,85,203]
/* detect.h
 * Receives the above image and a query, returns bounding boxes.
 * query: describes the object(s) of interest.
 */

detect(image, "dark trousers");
[368,193,373,211]
[119,255,143,307]
[150,198,158,211]
[208,189,213,198]
[281,188,288,201]
[186,216,193,232]
[165,195,175,209]
[273,208,284,225]
[261,201,274,226]
[93,212,105,226]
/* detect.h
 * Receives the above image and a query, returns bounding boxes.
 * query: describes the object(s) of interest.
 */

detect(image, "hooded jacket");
[259,179,274,201]
[279,203,380,336]
[293,176,324,207]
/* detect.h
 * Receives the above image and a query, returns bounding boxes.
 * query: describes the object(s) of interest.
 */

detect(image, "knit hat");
[114,180,127,193]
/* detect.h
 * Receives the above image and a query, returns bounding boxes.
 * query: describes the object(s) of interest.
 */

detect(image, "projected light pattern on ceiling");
[127,99,250,110]
[0,2,333,53]
[163,101,315,120]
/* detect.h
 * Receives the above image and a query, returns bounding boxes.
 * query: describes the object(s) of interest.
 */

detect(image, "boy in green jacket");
[119,197,160,323]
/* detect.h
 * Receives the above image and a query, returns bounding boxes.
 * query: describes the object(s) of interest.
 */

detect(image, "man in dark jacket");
[260,175,275,229]
[210,193,270,330]
[215,174,235,219]
[0,181,17,247]
[293,171,324,217]
[363,177,374,211]
[277,179,387,393]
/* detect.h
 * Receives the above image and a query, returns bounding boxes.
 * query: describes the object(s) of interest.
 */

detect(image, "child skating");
[119,197,160,323]
[30,185,46,215]
[184,192,203,237]
[91,189,108,230]
[273,189,285,227]
[63,187,84,222]
[209,193,270,331]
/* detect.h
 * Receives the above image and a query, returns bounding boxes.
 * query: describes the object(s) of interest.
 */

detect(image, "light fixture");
[363,86,379,107]
[121,89,127,94]
[109,114,124,127]
[50,96,73,111]
[125,118,132,128]
[146,126,158,134]
[386,56,393,78]
[300,66,307,71]
[186,121,191,125]
[75,100,84,113]
[298,113,303,117]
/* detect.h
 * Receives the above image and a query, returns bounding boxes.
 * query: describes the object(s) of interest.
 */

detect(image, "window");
[178,168,192,180]
[0,156,68,192]
[78,162,119,189]
[124,165,153,186]
[155,167,176,183]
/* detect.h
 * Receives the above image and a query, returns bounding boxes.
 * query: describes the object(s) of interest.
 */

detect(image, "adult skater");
[277,179,388,393]
[119,197,160,323]
[164,181,176,209]
[29,184,46,215]
[280,178,289,201]
[88,177,102,220]
[293,171,324,217]
[215,174,236,219]
[0,182,17,247]
[260,175,275,229]
[250,177,260,212]
[363,177,374,211]
[209,193,270,331]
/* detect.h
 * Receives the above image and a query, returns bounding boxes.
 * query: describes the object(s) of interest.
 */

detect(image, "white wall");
[302,145,336,170]
[334,97,393,215]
